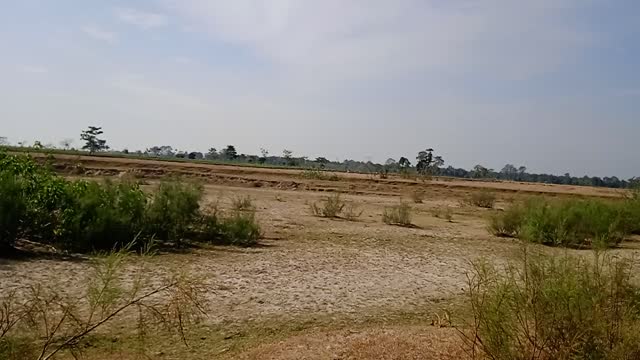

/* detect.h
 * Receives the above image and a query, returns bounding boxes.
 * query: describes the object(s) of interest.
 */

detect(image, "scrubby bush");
[144,181,203,242]
[488,203,527,237]
[466,190,496,208]
[489,197,636,248]
[0,152,262,253]
[58,180,147,252]
[219,211,261,246]
[432,207,453,222]
[382,202,412,226]
[463,251,640,359]
[343,203,364,221]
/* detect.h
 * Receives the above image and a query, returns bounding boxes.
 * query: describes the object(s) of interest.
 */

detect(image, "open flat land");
[1,154,638,359]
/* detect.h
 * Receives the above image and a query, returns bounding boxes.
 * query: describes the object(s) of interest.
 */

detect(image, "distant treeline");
[1,130,637,190]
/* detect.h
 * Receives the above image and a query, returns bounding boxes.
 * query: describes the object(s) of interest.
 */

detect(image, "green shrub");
[58,180,147,252]
[144,181,203,242]
[0,152,261,252]
[0,174,28,249]
[310,193,346,218]
[220,211,261,247]
[488,203,526,237]
[464,251,640,359]
[490,198,632,248]
[467,190,496,208]
[382,202,412,226]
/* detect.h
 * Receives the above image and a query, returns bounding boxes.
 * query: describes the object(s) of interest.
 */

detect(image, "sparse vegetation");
[466,190,496,208]
[300,168,340,181]
[463,250,640,359]
[0,245,206,360]
[382,202,413,226]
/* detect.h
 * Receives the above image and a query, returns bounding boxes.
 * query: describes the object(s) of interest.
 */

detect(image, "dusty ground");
[0,154,637,359]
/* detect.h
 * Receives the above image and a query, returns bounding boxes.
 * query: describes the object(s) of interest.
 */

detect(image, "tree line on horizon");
[1,127,637,190]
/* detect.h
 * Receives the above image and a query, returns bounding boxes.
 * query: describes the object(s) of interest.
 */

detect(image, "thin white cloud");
[116,8,168,29]
[82,26,117,43]
[163,0,595,82]
[18,65,48,74]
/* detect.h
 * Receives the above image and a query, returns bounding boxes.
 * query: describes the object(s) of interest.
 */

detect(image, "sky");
[1,0,639,178]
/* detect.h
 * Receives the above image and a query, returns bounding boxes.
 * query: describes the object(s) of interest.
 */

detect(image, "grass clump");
[231,195,255,212]
[489,197,638,248]
[310,193,346,218]
[432,207,453,222]
[466,190,496,208]
[463,250,640,359]
[382,202,413,226]
[309,193,363,221]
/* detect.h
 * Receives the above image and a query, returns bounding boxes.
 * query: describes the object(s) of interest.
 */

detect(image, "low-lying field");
[1,153,640,359]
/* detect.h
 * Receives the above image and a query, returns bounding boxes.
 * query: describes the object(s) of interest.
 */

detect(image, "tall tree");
[80,126,108,153]
[0,136,8,146]
[416,148,444,175]
[222,145,238,160]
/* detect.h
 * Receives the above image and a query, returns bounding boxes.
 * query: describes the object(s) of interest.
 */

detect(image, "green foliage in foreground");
[464,250,640,359]
[489,196,640,248]
[0,151,261,252]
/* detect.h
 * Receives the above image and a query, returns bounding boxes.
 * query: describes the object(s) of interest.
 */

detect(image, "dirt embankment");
[26,152,626,200]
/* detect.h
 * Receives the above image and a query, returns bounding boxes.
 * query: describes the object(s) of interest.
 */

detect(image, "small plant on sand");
[466,190,496,208]
[343,203,364,221]
[433,207,453,222]
[310,193,346,218]
[231,195,255,212]
[411,189,425,203]
[462,250,640,359]
[382,202,413,226]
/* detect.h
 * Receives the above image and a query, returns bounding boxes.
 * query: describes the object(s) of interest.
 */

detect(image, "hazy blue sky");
[1,0,638,178]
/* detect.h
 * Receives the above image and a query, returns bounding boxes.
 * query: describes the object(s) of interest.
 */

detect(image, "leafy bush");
[0,174,28,250]
[144,181,203,242]
[219,211,261,246]
[382,202,412,226]
[463,251,640,359]
[58,180,147,252]
[466,190,496,208]
[0,152,262,252]
[310,193,346,218]
[490,198,632,248]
